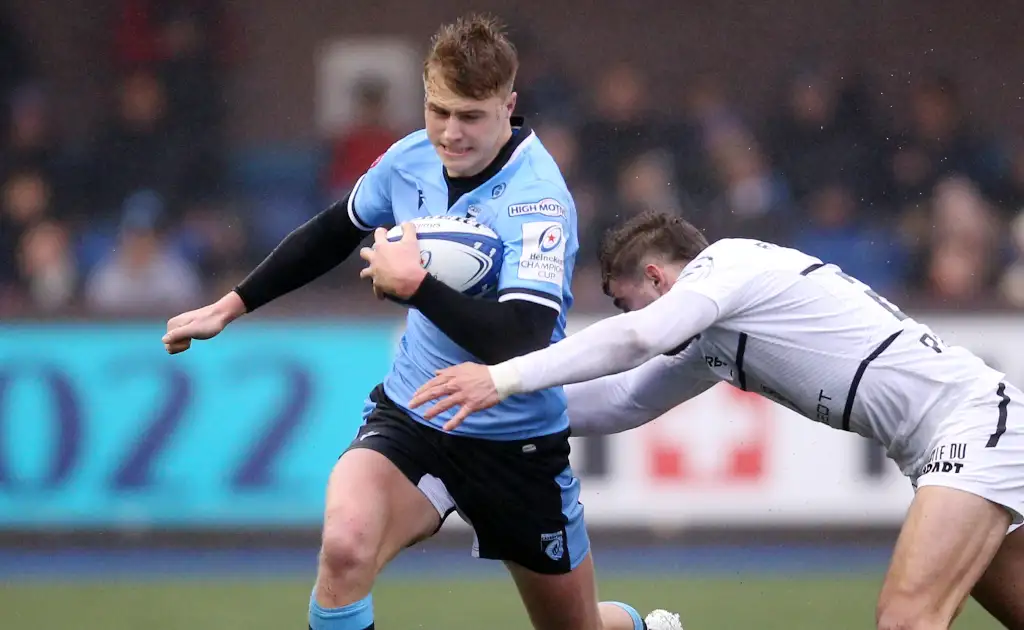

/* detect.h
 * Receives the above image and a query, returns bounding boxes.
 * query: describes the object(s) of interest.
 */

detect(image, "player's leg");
[971,524,1024,626]
[311,389,452,630]
[507,555,683,630]
[446,429,675,630]
[505,553,603,629]
[885,379,1024,630]
[876,486,1009,629]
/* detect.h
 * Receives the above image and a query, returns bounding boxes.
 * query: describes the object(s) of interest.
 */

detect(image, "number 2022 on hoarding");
[0,322,398,528]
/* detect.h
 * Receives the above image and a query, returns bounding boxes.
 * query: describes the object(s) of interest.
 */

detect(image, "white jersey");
[501,237,1009,475]
[660,238,1003,471]
[509,237,1024,525]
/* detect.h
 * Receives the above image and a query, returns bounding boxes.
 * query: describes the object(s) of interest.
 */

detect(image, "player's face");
[424,70,515,177]
[607,262,682,312]
[607,276,662,313]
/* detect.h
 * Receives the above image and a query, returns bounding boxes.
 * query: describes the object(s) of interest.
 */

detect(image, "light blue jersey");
[347,121,578,440]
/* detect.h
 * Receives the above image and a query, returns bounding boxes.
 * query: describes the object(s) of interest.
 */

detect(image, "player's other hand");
[162,291,247,354]
[359,223,427,300]
[410,362,501,431]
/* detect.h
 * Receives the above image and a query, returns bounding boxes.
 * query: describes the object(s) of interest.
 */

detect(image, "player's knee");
[876,596,947,630]
[318,520,380,579]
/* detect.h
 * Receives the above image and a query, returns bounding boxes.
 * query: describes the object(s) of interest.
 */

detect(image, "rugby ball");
[386,216,503,297]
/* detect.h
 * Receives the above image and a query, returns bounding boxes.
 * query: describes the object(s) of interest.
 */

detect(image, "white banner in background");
[568,385,914,526]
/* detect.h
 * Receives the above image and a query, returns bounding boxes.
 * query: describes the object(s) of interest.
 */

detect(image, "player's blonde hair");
[599,210,710,295]
[424,13,518,100]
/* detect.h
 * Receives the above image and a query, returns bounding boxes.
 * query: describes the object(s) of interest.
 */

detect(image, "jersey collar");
[444,116,533,195]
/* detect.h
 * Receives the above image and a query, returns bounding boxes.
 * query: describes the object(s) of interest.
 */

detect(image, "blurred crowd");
[3,5,1024,319]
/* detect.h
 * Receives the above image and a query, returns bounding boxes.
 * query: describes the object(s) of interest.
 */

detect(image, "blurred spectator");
[791,181,907,294]
[578,62,666,196]
[1000,212,1024,307]
[701,129,793,242]
[85,69,191,222]
[668,75,737,206]
[112,0,234,140]
[616,149,683,218]
[84,190,202,314]
[887,75,1006,206]
[994,143,1024,218]
[508,25,578,125]
[0,4,34,128]
[2,85,56,174]
[171,198,248,279]
[109,0,235,204]
[0,167,52,288]
[764,66,884,206]
[324,77,400,199]
[17,219,77,312]
[915,177,1005,303]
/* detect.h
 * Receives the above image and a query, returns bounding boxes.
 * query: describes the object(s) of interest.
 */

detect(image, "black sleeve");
[233,196,369,312]
[406,274,559,365]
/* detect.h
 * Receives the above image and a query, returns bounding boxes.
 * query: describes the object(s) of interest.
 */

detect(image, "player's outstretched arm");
[162,197,368,354]
[565,347,717,436]
[410,287,719,429]
[489,286,719,395]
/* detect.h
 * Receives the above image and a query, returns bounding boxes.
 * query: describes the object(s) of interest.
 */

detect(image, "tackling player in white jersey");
[410,209,1024,630]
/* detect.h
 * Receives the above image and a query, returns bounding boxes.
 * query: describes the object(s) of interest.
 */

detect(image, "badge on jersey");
[507,198,566,218]
[518,221,566,287]
[541,531,565,561]
[678,255,714,283]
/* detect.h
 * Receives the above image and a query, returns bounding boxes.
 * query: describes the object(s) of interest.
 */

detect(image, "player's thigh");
[972,524,1024,628]
[886,379,1024,624]
[506,552,602,630]
[321,388,453,571]
[879,485,1010,627]
[321,447,441,571]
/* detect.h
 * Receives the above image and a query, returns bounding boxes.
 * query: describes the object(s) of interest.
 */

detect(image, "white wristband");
[488,360,524,400]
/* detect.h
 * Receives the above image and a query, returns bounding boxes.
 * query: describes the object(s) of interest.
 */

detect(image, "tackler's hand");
[409,363,502,431]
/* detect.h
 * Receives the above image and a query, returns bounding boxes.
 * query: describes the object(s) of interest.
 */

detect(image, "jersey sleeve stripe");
[800,262,826,276]
[985,382,1011,448]
[346,174,374,231]
[664,336,698,357]
[498,286,561,304]
[734,333,749,390]
[498,290,561,313]
[841,330,903,431]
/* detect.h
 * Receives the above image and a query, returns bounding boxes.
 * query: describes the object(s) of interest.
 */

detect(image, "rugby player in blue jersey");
[163,13,680,630]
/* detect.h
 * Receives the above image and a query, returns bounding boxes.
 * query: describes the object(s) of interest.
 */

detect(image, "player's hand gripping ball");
[360,216,503,303]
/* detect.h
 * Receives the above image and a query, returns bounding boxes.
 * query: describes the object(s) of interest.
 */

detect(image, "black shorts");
[344,384,589,575]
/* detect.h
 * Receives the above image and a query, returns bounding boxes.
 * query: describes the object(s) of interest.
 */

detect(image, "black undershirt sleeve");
[233,195,369,312]
[407,274,559,365]
[232,189,557,364]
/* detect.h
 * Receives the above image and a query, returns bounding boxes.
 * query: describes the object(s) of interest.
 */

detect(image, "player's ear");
[645,263,665,288]
[505,90,517,117]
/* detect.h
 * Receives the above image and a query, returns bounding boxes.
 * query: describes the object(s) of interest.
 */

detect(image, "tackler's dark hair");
[598,209,709,295]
